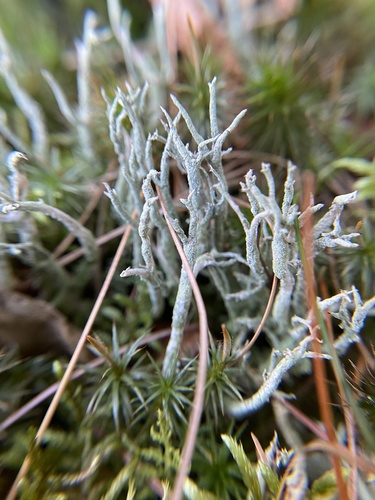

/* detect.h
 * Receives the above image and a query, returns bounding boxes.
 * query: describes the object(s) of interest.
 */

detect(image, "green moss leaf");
[222,434,262,500]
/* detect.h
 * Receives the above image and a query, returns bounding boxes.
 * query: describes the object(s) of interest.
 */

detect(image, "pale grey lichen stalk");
[2,152,96,261]
[0,199,97,263]
[319,287,375,355]
[110,78,246,377]
[157,89,247,377]
[0,29,48,161]
[228,280,375,418]
[107,0,174,121]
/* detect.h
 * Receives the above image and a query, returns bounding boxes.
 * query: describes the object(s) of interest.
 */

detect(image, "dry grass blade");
[274,395,328,442]
[6,214,135,500]
[156,185,208,500]
[57,224,128,266]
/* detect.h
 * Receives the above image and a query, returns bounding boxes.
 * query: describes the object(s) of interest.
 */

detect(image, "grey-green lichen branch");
[319,287,375,355]
[217,166,364,417]
[213,162,360,332]
[158,90,246,378]
[228,334,327,417]
[112,78,246,377]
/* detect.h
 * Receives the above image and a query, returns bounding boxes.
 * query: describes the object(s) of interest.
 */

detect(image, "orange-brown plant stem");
[300,171,348,500]
[319,280,359,499]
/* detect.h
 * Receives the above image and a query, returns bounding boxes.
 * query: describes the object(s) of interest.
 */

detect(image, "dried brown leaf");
[0,290,83,358]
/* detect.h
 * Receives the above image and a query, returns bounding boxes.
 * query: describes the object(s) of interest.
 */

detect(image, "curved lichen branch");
[103,182,137,229]
[120,188,164,316]
[229,284,375,419]
[228,335,330,418]
[0,200,97,262]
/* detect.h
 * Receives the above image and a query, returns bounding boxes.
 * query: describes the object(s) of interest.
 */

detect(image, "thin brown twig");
[6,213,136,500]
[57,224,127,266]
[156,185,208,500]
[52,169,118,259]
[230,274,278,364]
[357,341,375,371]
